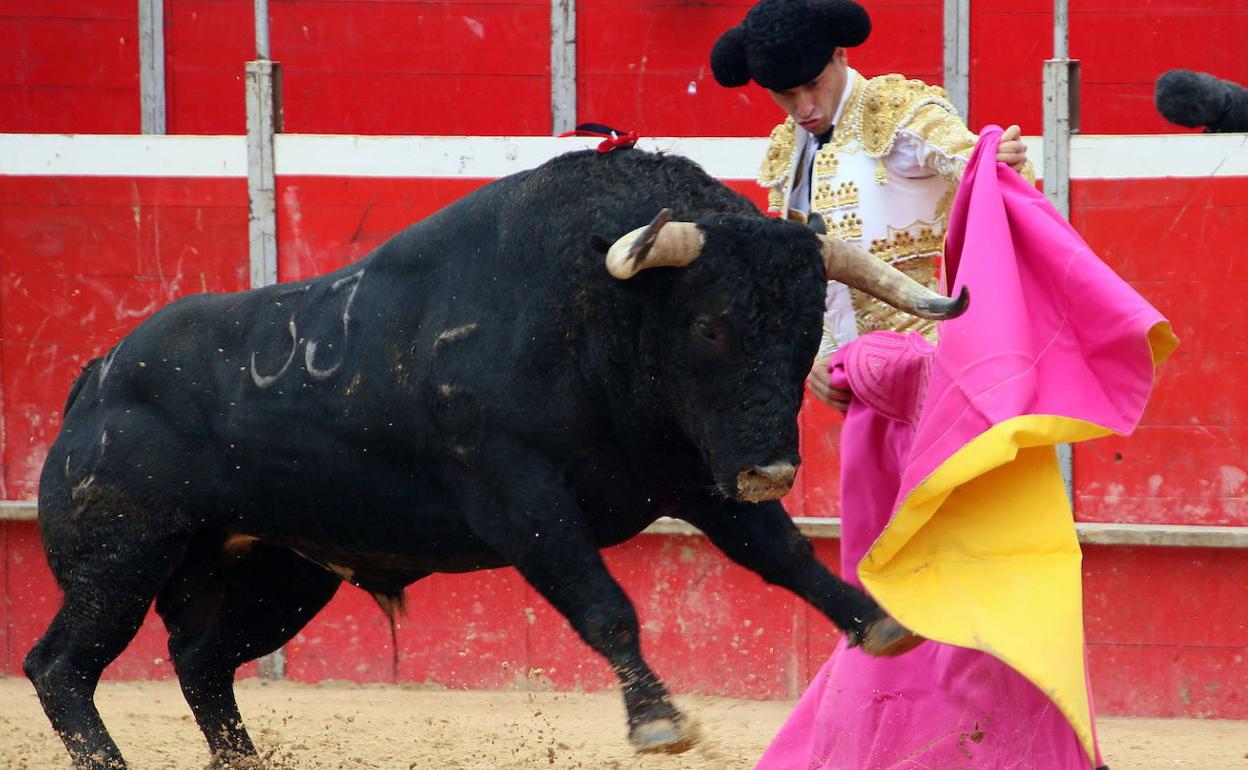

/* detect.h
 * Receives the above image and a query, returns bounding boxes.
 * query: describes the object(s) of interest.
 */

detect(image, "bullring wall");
[1,0,1246,720]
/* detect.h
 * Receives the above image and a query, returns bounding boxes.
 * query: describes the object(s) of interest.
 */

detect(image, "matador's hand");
[807,356,851,413]
[996,124,1029,173]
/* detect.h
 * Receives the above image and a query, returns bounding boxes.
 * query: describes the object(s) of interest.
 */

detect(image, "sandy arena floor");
[2,678,1245,769]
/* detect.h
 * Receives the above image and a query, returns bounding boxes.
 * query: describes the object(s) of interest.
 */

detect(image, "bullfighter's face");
[767,49,850,137]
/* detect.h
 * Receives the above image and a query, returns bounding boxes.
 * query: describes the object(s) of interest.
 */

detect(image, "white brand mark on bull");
[98,342,122,386]
[250,270,366,387]
[250,316,299,389]
[435,323,479,351]
[306,270,366,381]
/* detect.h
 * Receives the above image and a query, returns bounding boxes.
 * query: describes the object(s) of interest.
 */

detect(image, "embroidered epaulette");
[758,117,797,189]
[857,74,958,158]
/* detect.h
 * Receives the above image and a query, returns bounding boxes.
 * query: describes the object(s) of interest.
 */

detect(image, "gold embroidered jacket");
[759,70,1034,356]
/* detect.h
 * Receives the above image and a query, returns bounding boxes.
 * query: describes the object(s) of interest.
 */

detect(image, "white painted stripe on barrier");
[2,133,1247,180]
[275,135,772,180]
[0,501,36,521]
[0,134,247,177]
[1069,133,1248,180]
[2,501,1247,547]
[278,134,607,178]
[0,134,764,180]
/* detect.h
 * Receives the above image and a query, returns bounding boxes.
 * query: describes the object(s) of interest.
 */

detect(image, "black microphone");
[1155,69,1248,133]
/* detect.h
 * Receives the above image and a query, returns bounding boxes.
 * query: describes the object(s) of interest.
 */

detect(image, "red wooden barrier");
[4,1,1246,136]
[4,519,1246,718]
[0,136,1244,716]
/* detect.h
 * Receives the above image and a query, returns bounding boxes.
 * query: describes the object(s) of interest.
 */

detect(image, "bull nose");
[735,461,798,503]
[752,461,797,487]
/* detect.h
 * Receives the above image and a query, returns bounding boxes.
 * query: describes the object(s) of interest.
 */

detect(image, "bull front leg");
[681,499,922,656]
[463,457,699,754]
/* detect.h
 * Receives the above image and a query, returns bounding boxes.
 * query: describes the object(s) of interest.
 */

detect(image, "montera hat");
[710,0,871,92]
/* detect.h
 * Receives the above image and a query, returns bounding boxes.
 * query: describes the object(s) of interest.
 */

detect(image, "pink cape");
[757,126,1176,769]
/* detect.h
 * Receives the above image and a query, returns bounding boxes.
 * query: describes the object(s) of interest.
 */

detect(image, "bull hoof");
[630,717,701,754]
[859,617,924,657]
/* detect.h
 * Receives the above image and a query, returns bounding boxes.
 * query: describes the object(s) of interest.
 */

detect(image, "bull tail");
[371,591,406,680]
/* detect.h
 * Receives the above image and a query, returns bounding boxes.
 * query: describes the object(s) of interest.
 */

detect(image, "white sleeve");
[818,281,859,359]
[888,131,948,180]
[893,104,979,183]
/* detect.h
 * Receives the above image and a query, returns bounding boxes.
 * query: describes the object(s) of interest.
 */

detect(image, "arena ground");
[2,678,1245,769]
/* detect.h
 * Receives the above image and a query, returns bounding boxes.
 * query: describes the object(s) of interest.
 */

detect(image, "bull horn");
[606,208,705,279]
[818,235,970,321]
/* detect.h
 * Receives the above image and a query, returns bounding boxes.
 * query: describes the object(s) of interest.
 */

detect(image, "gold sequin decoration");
[1019,160,1037,186]
[825,74,868,151]
[828,212,864,240]
[813,182,834,212]
[850,256,940,343]
[934,185,958,223]
[814,149,839,176]
[858,75,955,159]
[758,118,797,189]
[767,187,785,212]
[813,180,859,211]
[905,103,977,182]
[867,227,944,266]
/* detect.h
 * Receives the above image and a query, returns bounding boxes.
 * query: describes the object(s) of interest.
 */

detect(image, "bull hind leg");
[25,519,189,770]
[156,536,340,768]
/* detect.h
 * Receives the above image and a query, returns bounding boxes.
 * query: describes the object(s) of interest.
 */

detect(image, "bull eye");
[691,315,733,359]
[692,317,719,344]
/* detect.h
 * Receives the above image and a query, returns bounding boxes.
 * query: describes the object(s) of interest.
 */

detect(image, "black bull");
[28,148,962,768]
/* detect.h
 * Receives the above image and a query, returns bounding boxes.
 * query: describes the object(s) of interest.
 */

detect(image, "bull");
[27,147,966,769]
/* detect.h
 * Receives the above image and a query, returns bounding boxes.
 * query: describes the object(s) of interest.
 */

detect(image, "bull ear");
[818,234,970,321]
[605,209,705,280]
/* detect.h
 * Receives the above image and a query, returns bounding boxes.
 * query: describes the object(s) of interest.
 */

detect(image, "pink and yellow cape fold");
[856,125,1177,761]
[757,126,1177,770]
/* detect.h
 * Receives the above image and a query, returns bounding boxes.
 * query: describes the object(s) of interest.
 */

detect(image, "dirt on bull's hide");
[1,678,1245,769]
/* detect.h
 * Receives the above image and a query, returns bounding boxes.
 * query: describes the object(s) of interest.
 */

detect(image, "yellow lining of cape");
[858,320,1178,762]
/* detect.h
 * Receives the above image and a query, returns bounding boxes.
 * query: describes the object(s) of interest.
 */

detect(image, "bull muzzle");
[736,461,797,503]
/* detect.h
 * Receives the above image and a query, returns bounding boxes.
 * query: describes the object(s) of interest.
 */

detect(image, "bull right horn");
[818,235,969,321]
[606,208,705,280]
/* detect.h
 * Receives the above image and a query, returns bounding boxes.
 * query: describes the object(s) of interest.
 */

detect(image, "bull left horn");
[818,235,970,321]
[606,208,705,279]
